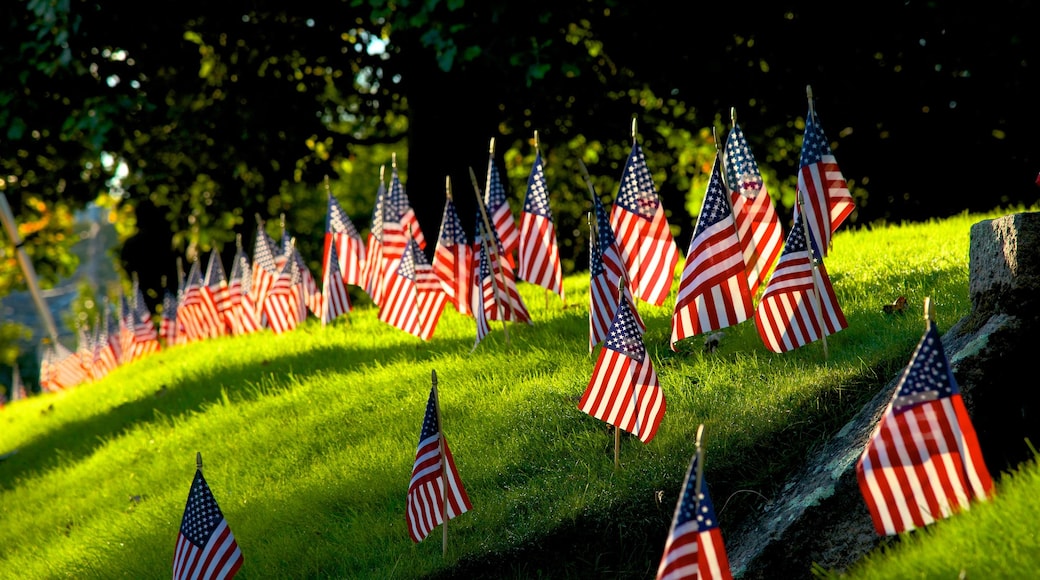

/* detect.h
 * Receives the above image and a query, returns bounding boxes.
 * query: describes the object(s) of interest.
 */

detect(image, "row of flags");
[172,306,994,580]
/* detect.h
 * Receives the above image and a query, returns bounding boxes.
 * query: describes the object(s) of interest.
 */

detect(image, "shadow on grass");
[0,328,478,492]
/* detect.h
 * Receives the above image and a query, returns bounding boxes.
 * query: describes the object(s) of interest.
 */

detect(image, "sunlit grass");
[0,205,1036,578]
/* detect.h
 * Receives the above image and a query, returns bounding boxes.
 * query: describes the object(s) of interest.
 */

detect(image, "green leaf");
[437,44,458,72]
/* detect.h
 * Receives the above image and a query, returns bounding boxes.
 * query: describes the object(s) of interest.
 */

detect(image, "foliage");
[1,207,1035,577]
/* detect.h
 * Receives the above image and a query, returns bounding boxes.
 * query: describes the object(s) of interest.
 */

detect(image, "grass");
[1,205,1037,579]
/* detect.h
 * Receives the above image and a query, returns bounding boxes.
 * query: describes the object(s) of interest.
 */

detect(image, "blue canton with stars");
[724,122,764,199]
[368,181,386,239]
[486,158,508,208]
[893,321,960,412]
[593,194,618,250]
[604,295,644,360]
[328,194,361,238]
[799,111,829,168]
[387,168,411,222]
[397,238,418,281]
[180,470,227,547]
[418,386,441,444]
[522,152,554,221]
[674,453,720,532]
[615,143,660,218]
[439,200,468,245]
[693,158,731,239]
[779,215,824,261]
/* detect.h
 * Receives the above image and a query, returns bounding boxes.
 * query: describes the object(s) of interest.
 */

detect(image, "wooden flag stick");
[196,451,203,473]
[631,116,638,146]
[0,193,61,344]
[693,424,705,509]
[614,423,621,470]
[431,369,449,556]
[806,84,816,121]
[924,296,935,327]
[468,166,510,344]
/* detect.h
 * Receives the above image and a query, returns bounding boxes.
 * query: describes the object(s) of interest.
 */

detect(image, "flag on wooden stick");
[579,293,665,444]
[723,112,784,296]
[433,185,473,316]
[406,376,472,544]
[173,455,243,580]
[518,147,564,301]
[656,427,733,580]
[754,214,847,353]
[671,153,753,350]
[856,306,994,536]
[320,242,352,325]
[609,135,680,306]
[793,87,855,256]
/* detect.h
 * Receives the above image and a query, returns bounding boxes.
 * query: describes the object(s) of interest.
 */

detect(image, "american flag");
[180,260,218,343]
[118,292,137,360]
[470,248,492,350]
[376,173,411,311]
[362,174,387,304]
[406,384,472,543]
[173,468,244,580]
[671,155,753,350]
[590,192,641,352]
[388,164,426,250]
[754,215,847,353]
[433,196,473,316]
[323,192,366,288]
[203,249,230,338]
[579,293,666,444]
[474,220,531,326]
[288,244,319,320]
[226,246,261,336]
[250,223,280,323]
[723,118,784,296]
[93,309,120,379]
[75,325,94,382]
[412,238,448,341]
[160,289,180,347]
[656,449,733,580]
[41,341,86,391]
[794,106,855,256]
[132,278,161,351]
[378,235,422,338]
[484,151,519,263]
[518,150,564,300]
[609,141,681,306]
[320,242,352,326]
[856,319,994,536]
[262,258,297,335]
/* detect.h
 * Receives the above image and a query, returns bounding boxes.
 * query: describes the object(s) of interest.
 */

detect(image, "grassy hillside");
[1,206,1036,579]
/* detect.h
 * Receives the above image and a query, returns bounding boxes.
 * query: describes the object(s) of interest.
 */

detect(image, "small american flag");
[173,468,243,580]
[93,308,120,378]
[226,246,261,336]
[754,216,847,353]
[378,235,422,338]
[130,279,161,360]
[433,196,474,316]
[609,141,681,307]
[474,220,531,326]
[590,192,641,352]
[723,118,784,296]
[203,249,230,338]
[856,319,994,536]
[362,176,387,304]
[518,150,564,300]
[250,223,280,321]
[656,449,733,580]
[262,259,297,335]
[324,191,366,288]
[388,165,425,250]
[484,152,519,262]
[160,290,180,346]
[406,384,472,543]
[320,242,352,326]
[794,106,855,256]
[412,239,448,341]
[671,155,753,350]
[579,293,665,444]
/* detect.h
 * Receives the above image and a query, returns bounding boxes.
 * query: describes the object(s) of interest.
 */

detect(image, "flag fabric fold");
[671,154,753,350]
[406,384,472,543]
[590,192,642,352]
[754,216,847,353]
[518,150,564,300]
[484,151,519,265]
[324,191,367,288]
[794,106,855,256]
[723,118,784,296]
[379,235,423,339]
[433,196,474,316]
[320,241,352,325]
[173,468,244,580]
[656,450,733,580]
[856,318,994,536]
[609,140,681,306]
[203,249,231,338]
[579,293,665,444]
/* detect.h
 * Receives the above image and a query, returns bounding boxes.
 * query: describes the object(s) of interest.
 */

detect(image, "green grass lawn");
[1,205,1037,579]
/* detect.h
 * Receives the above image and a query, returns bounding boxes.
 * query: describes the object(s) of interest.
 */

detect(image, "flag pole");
[693,424,705,508]
[0,193,61,344]
[923,296,935,327]
[587,210,596,355]
[196,451,203,474]
[431,369,449,556]
[469,164,511,344]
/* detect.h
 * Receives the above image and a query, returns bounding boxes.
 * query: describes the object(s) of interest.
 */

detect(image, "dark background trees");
[2,0,1037,313]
